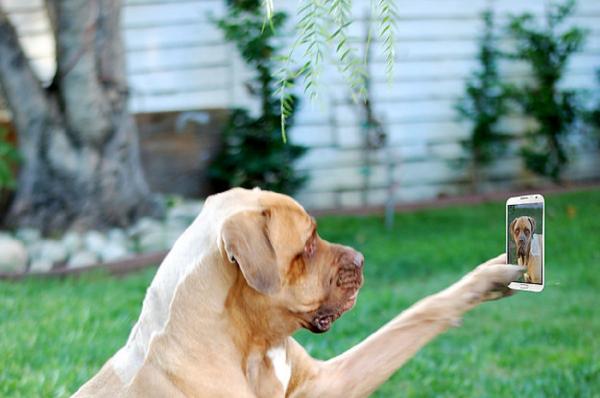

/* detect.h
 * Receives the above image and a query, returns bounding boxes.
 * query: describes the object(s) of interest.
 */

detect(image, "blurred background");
[1,0,599,217]
[0,0,599,396]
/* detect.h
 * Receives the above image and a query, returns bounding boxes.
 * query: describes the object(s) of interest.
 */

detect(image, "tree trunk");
[0,1,161,233]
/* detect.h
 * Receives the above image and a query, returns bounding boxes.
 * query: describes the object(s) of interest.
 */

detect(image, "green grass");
[2,189,599,397]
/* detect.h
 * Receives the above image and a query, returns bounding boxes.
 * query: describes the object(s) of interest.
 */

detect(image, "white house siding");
[2,0,600,210]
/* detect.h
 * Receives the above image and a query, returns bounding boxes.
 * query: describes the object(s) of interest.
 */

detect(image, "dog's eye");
[515,228,520,234]
[525,230,530,235]
[304,235,317,258]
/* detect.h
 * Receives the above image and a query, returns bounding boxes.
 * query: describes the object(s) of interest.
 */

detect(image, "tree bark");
[0,1,161,233]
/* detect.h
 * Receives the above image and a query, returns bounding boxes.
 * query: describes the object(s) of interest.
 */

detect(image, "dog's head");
[219,189,364,334]
[510,216,535,257]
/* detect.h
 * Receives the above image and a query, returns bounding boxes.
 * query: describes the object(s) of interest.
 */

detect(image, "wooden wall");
[2,0,600,209]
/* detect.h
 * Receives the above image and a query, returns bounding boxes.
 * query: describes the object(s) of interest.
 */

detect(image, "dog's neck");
[110,194,298,391]
[221,271,297,396]
[114,250,295,383]
[517,239,532,265]
[224,271,297,351]
[147,256,295,396]
[111,210,233,384]
[518,253,529,266]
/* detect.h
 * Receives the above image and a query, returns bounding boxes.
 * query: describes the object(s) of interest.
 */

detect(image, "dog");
[510,216,543,284]
[73,188,524,397]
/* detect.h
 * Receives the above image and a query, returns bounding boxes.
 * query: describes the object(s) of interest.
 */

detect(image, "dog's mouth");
[306,288,361,334]
[309,314,335,333]
[303,251,364,334]
[517,242,528,257]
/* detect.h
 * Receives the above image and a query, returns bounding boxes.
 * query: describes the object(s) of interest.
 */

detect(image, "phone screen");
[507,201,544,284]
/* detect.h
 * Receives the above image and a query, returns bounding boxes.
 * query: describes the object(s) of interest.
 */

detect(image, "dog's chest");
[246,345,291,397]
[267,346,291,390]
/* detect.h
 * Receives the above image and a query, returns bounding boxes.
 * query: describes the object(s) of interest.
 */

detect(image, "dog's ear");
[220,209,281,295]
[527,216,536,234]
[510,218,518,235]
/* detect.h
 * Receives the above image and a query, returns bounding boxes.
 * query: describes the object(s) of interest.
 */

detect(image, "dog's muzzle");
[308,250,364,333]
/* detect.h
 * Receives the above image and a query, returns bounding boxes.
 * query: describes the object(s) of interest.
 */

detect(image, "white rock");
[164,231,181,248]
[62,231,83,254]
[84,231,107,255]
[108,228,127,244]
[35,239,68,266]
[100,242,129,262]
[167,200,203,224]
[15,228,41,245]
[0,236,28,273]
[165,216,188,232]
[68,251,98,268]
[164,221,187,248]
[128,217,162,238]
[128,217,166,253]
[138,229,167,253]
[29,258,54,273]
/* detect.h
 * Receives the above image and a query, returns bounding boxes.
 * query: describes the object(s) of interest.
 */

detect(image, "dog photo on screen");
[508,204,543,284]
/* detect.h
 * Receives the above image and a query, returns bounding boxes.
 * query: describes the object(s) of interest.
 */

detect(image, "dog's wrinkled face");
[286,226,364,333]
[220,190,364,334]
[510,216,535,257]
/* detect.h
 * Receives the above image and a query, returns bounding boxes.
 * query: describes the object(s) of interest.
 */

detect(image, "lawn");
[1,189,599,397]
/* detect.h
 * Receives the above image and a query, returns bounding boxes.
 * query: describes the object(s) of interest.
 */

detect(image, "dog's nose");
[353,252,364,269]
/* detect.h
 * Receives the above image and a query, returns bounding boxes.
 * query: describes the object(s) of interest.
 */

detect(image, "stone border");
[0,198,204,276]
[0,251,168,281]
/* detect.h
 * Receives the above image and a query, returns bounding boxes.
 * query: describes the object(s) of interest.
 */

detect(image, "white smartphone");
[506,194,545,292]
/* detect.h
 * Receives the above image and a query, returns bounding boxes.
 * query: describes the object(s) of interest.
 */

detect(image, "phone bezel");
[506,194,545,292]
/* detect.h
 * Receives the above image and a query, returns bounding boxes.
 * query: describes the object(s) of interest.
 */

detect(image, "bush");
[0,125,18,190]
[506,0,587,182]
[208,0,307,195]
[455,10,509,193]
[587,69,600,146]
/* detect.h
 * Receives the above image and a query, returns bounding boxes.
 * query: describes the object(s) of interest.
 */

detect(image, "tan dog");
[73,188,524,398]
[510,216,543,284]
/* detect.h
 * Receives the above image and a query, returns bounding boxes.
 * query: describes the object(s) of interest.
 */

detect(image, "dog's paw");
[470,263,525,301]
[434,255,525,322]
[455,256,525,305]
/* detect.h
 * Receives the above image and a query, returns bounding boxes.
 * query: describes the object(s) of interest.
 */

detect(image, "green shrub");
[587,69,600,146]
[0,125,19,190]
[455,10,509,193]
[209,0,307,195]
[506,0,587,182]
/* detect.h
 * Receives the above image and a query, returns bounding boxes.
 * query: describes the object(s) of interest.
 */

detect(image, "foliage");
[506,0,587,181]
[586,69,600,145]
[2,189,600,396]
[209,0,307,195]
[376,0,397,82]
[274,0,397,138]
[0,125,19,190]
[455,10,509,192]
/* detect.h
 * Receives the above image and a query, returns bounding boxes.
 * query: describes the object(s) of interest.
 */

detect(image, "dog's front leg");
[290,254,524,398]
